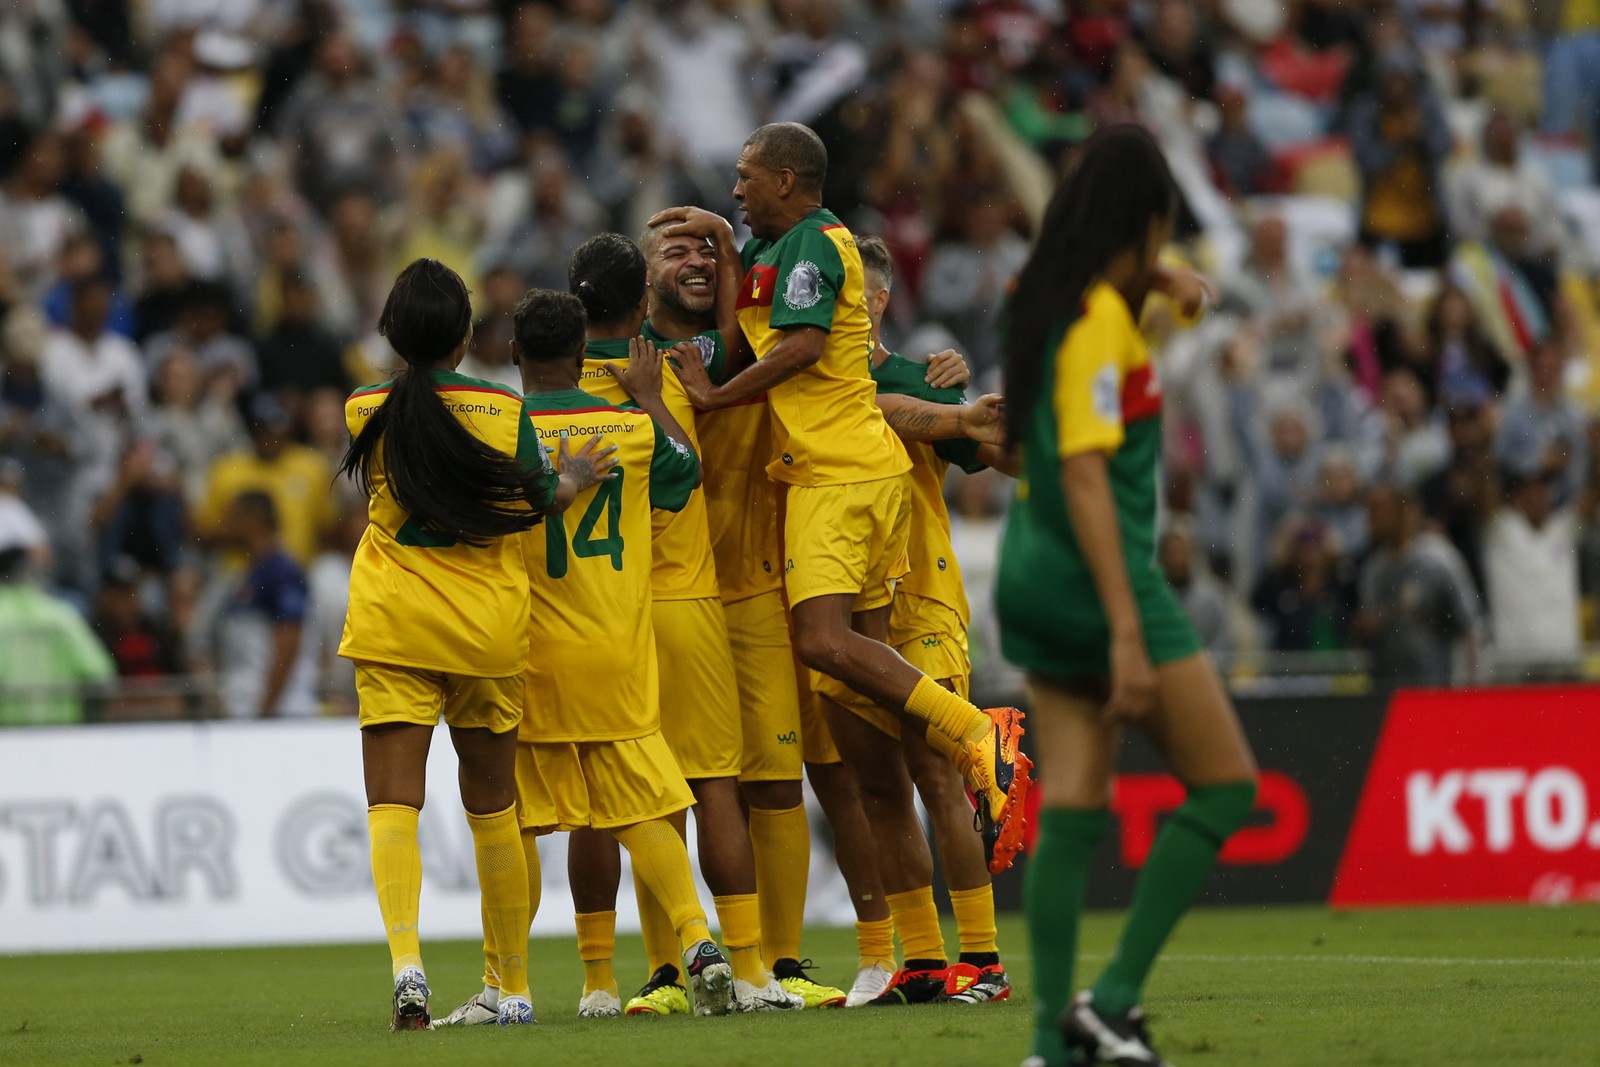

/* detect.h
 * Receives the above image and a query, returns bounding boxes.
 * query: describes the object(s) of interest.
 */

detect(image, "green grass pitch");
[6,905,1599,1066]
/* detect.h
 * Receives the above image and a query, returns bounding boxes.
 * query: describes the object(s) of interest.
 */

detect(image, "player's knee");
[1179,778,1258,843]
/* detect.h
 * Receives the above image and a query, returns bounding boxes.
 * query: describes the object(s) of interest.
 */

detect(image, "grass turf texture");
[6,905,1599,1066]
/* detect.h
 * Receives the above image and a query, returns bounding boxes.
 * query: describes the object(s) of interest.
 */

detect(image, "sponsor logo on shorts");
[762,560,773,573]
[781,452,794,465]
[777,731,798,745]
[785,559,795,574]
[920,636,942,649]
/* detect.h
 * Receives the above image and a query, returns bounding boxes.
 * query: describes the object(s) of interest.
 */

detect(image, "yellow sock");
[948,884,999,956]
[481,830,542,993]
[748,804,809,965]
[466,804,530,1000]
[713,893,768,986]
[904,676,987,747]
[886,886,946,964]
[632,868,681,977]
[368,804,424,979]
[615,816,713,957]
[575,911,618,997]
[856,917,896,971]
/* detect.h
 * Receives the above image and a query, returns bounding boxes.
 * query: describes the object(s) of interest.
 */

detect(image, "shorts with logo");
[724,590,805,782]
[783,476,911,613]
[515,731,693,833]
[794,650,841,765]
[355,662,521,733]
[655,597,744,779]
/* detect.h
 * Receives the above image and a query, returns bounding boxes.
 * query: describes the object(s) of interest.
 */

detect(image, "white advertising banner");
[0,720,856,954]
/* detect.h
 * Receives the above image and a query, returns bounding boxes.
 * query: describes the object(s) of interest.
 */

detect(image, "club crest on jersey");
[693,334,716,367]
[784,261,823,310]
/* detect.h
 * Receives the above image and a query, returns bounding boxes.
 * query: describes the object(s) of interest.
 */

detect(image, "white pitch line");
[1077,952,1600,968]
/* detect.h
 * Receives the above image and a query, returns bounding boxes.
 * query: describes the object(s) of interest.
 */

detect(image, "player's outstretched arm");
[876,391,1006,446]
[1152,262,1214,319]
[670,323,827,410]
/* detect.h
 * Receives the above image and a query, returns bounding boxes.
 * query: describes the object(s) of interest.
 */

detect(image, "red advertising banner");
[1330,687,1600,907]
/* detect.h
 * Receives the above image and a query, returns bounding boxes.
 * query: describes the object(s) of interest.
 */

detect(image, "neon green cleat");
[773,958,846,1009]
[624,964,691,1017]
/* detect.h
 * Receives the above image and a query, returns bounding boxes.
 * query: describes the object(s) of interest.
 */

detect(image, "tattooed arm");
[876,392,1004,444]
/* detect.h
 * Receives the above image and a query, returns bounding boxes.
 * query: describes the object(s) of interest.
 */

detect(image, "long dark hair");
[568,233,646,325]
[338,259,548,547]
[1002,126,1176,446]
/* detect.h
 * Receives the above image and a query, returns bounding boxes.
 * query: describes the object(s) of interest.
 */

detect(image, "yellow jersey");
[640,320,782,605]
[579,338,718,602]
[869,352,987,618]
[519,388,699,743]
[339,369,557,678]
[197,445,334,566]
[737,210,909,488]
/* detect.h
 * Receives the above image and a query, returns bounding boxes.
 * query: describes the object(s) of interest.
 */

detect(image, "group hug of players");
[341,122,1260,1067]
[340,120,1032,1032]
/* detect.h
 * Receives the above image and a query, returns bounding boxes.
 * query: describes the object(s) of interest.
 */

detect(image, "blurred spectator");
[1446,113,1564,262]
[41,277,147,417]
[322,189,393,339]
[1376,367,1451,489]
[256,270,351,406]
[1421,284,1511,406]
[1251,517,1357,653]
[1347,51,1452,268]
[212,490,315,719]
[405,41,517,172]
[143,280,257,392]
[1160,517,1238,653]
[195,394,333,567]
[132,229,194,344]
[87,426,187,581]
[58,124,128,284]
[1355,484,1478,686]
[487,156,605,293]
[306,500,367,716]
[159,165,254,291]
[40,232,134,338]
[1485,468,1581,673]
[0,545,114,726]
[1219,215,1321,382]
[0,307,82,580]
[1419,398,1498,595]
[768,0,869,128]
[1494,341,1587,505]
[1313,448,1370,559]
[0,458,51,576]
[1229,381,1322,569]
[99,50,222,229]
[495,2,562,135]
[920,190,1028,376]
[0,130,84,299]
[278,33,407,211]
[147,347,249,508]
[90,555,187,679]
[459,264,527,392]
[1207,84,1271,197]
[1142,0,1216,102]
[391,149,485,296]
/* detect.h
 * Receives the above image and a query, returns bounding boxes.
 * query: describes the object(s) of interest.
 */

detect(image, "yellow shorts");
[354,663,521,733]
[724,591,805,782]
[515,731,694,833]
[795,659,841,765]
[655,597,743,779]
[783,476,911,612]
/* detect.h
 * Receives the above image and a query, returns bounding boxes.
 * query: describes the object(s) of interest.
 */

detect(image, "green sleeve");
[767,227,844,333]
[872,356,988,473]
[516,399,560,510]
[647,420,699,512]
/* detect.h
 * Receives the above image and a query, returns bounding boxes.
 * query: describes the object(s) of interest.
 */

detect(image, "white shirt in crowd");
[40,328,149,416]
[1484,507,1580,663]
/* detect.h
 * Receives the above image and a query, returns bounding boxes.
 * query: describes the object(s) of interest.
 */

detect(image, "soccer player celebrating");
[997,127,1258,1067]
[566,234,803,1014]
[820,235,1019,1007]
[656,122,1033,876]
[338,259,614,1030]
[433,289,739,1024]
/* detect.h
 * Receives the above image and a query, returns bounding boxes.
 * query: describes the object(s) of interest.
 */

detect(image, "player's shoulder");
[433,369,524,401]
[872,352,959,403]
[522,388,632,416]
[1079,282,1136,332]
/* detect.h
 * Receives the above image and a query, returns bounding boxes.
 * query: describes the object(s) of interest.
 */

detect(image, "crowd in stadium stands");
[3,0,1600,724]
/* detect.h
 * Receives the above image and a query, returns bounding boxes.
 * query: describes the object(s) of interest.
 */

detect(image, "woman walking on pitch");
[339,258,615,1030]
[997,128,1258,1067]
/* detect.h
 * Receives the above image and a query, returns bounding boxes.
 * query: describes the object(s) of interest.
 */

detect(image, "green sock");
[1092,781,1257,1016]
[1026,807,1110,1067]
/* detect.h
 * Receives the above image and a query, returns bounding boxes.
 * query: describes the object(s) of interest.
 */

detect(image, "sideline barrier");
[995,685,1600,912]
[0,720,855,954]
